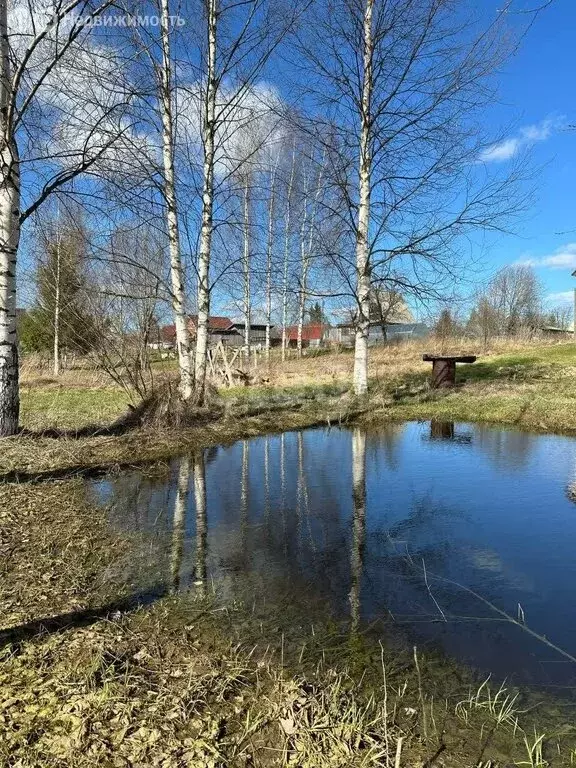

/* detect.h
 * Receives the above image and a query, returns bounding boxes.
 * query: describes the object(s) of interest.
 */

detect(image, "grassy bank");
[2,479,575,766]
[4,394,352,479]
[6,340,576,478]
[363,342,576,434]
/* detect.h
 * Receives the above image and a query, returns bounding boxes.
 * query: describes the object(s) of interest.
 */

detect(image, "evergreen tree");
[307,301,325,324]
[21,221,98,358]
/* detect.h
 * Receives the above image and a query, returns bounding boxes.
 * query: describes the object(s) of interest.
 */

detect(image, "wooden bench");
[422,354,477,388]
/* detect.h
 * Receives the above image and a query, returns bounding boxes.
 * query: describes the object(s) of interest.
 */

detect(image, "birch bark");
[242,173,251,352]
[265,161,278,361]
[296,169,309,357]
[160,0,193,400]
[53,218,61,378]
[352,0,374,396]
[194,0,217,401]
[0,0,20,436]
[297,156,324,357]
[281,144,296,361]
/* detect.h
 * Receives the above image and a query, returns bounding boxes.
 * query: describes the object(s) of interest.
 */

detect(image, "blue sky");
[481,0,576,308]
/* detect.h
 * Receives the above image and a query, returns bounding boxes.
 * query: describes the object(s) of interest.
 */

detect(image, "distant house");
[230,312,281,347]
[284,323,328,349]
[189,315,243,347]
[329,292,428,345]
[539,325,574,338]
[329,320,429,346]
[153,313,285,350]
[152,315,243,350]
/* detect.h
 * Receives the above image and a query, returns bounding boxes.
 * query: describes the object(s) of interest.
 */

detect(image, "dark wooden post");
[432,358,456,388]
[422,354,477,389]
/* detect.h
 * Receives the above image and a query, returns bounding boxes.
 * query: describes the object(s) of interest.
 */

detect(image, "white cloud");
[479,138,520,162]
[515,244,576,270]
[479,116,563,163]
[520,122,554,142]
[8,1,152,184]
[176,82,288,177]
[545,291,574,305]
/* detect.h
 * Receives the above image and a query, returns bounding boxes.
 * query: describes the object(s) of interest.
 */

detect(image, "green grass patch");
[20,386,129,431]
[360,343,576,434]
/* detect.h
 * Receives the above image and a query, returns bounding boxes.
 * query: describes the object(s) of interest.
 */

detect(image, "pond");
[90,420,576,690]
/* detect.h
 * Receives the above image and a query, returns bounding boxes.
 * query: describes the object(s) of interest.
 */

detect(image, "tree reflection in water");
[89,422,576,686]
[170,458,189,593]
[192,452,208,596]
[349,428,366,635]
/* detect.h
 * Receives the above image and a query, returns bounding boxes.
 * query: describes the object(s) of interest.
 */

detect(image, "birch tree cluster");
[0,0,544,434]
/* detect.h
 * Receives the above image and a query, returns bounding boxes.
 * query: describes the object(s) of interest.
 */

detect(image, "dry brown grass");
[262,336,558,388]
[19,356,112,389]
[0,407,351,479]
[17,335,557,395]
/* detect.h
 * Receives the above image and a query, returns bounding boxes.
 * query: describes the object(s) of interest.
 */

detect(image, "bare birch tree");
[298,0,537,395]
[486,264,542,334]
[296,165,310,357]
[296,149,325,356]
[1,0,22,435]
[194,0,217,396]
[264,157,278,360]
[353,0,373,394]
[281,142,297,359]
[159,0,193,399]
[185,0,301,400]
[0,0,140,435]
[241,171,252,351]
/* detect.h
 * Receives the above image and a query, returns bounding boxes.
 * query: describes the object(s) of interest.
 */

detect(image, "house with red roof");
[151,315,243,350]
[283,323,328,349]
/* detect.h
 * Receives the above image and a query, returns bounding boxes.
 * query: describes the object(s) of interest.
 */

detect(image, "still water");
[90,420,576,689]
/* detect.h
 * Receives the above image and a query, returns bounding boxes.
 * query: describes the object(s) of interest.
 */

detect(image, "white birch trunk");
[265,162,277,362]
[53,220,61,378]
[297,157,324,358]
[0,1,21,436]
[160,0,193,400]
[353,0,374,396]
[296,170,309,358]
[242,173,251,353]
[194,0,217,400]
[281,145,296,361]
